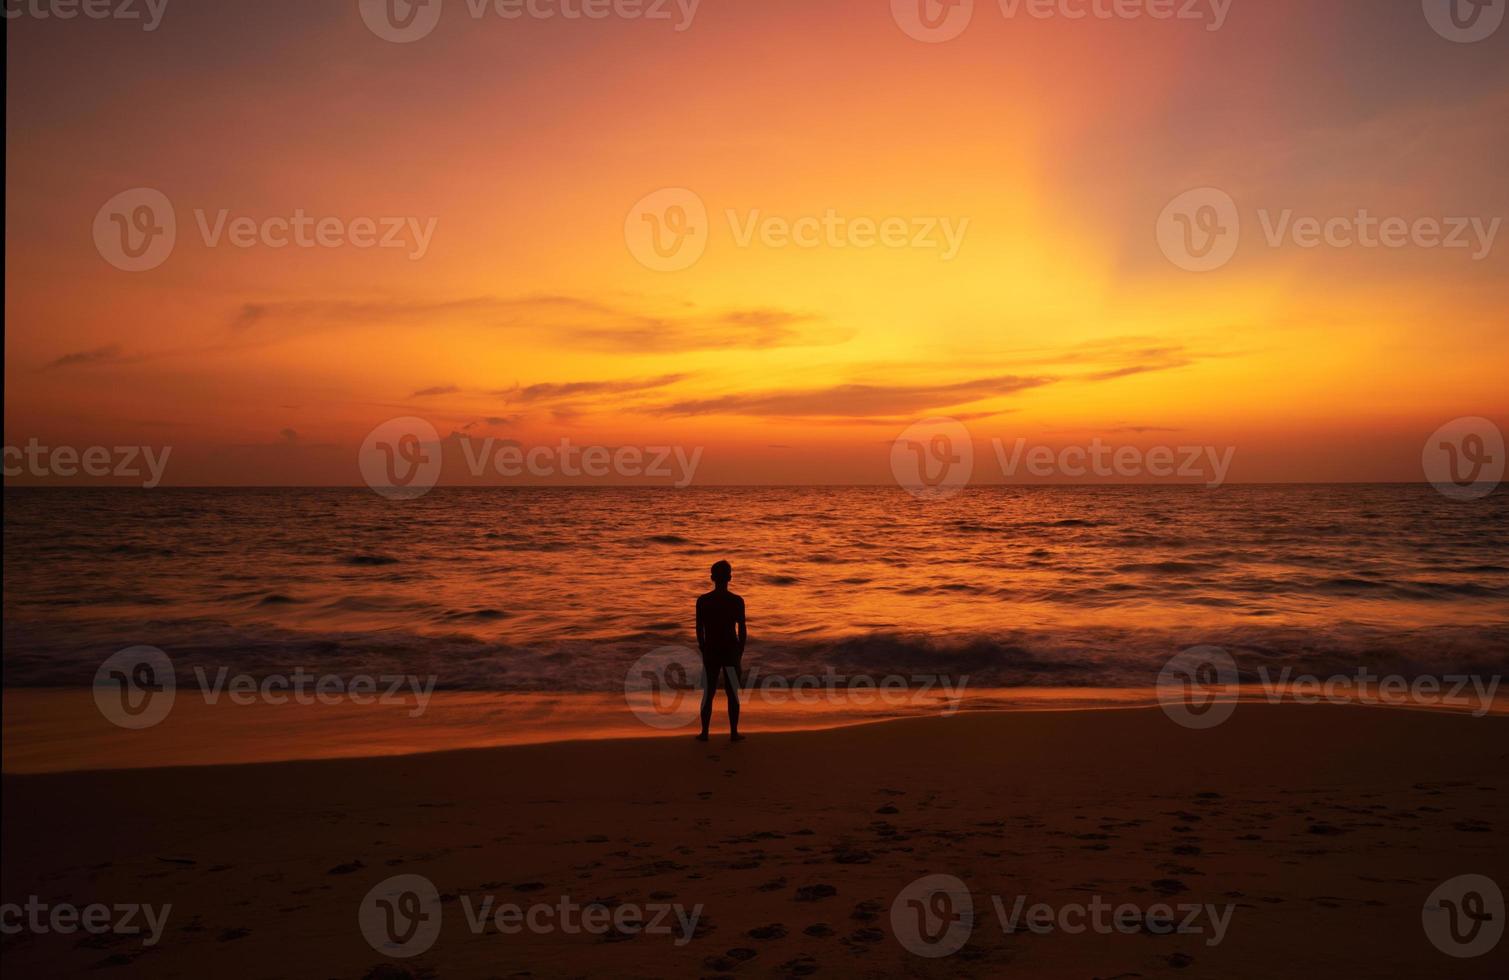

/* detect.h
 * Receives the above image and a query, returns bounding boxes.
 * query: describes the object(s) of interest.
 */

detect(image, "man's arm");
[695,595,708,655]
[735,595,747,655]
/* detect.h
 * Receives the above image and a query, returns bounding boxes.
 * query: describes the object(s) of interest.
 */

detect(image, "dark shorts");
[701,651,741,672]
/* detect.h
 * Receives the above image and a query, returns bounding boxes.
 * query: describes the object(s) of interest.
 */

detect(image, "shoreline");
[4,686,1505,775]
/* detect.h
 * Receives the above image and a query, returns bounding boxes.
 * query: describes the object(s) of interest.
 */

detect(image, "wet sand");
[2,704,1506,977]
[1,687,1195,774]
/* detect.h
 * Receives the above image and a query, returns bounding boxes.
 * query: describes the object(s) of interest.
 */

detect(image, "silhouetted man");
[695,560,746,741]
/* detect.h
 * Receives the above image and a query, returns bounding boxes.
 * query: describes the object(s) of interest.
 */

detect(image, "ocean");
[5,484,1506,692]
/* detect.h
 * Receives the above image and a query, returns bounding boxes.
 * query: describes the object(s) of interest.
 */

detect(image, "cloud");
[412,384,460,397]
[647,375,1055,420]
[983,335,1206,383]
[1083,360,1190,382]
[43,345,125,370]
[279,428,299,442]
[228,294,846,353]
[500,373,688,403]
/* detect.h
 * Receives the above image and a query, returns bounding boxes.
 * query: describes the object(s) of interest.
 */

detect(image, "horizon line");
[0,481,1486,490]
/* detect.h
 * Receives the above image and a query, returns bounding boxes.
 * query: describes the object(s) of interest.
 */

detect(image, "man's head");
[710,560,732,585]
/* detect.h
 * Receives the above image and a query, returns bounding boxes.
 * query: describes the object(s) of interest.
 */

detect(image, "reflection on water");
[3,485,1506,690]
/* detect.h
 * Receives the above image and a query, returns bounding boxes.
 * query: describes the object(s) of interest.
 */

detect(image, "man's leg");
[722,665,741,737]
[698,663,716,739]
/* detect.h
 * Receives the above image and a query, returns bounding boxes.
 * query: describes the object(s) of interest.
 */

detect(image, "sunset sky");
[5,0,1507,485]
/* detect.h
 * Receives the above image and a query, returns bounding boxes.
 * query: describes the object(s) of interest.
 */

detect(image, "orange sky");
[4,0,1507,485]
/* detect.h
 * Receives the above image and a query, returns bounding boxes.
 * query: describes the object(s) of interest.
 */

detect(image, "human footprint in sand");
[695,560,746,742]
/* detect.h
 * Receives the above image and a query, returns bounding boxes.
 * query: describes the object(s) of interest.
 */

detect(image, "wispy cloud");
[647,375,1056,420]
[1083,360,1190,382]
[43,345,126,370]
[229,294,847,353]
[500,373,688,403]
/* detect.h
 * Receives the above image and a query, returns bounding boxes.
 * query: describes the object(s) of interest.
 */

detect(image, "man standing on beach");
[695,560,746,742]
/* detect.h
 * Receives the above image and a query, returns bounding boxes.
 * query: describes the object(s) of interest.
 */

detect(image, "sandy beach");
[3,703,1504,978]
